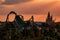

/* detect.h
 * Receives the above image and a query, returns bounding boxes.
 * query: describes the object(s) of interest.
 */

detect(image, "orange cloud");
[0,0,60,22]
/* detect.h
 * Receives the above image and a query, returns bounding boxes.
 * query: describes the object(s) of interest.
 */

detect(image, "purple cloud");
[2,0,32,5]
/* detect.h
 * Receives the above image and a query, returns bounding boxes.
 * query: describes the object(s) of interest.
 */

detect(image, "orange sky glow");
[0,0,60,22]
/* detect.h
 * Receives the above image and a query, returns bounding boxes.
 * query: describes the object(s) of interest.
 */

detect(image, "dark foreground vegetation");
[0,11,60,40]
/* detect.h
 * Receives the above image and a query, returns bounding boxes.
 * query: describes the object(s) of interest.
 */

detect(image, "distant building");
[46,12,54,25]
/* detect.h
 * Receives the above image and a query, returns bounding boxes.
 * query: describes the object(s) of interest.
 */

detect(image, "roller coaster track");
[6,11,24,22]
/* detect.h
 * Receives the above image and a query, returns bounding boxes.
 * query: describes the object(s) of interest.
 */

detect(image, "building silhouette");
[46,12,54,25]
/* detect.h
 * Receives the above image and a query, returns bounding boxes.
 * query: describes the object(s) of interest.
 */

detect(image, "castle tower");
[46,12,54,25]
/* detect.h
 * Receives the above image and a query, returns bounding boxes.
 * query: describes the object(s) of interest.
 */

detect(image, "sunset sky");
[0,0,60,22]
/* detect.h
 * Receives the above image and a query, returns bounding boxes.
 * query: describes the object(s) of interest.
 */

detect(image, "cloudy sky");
[0,0,60,22]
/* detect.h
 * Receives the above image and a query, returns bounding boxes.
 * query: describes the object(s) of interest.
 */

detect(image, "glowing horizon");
[0,14,60,22]
[0,0,60,22]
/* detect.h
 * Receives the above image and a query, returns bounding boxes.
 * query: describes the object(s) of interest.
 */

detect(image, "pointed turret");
[47,12,51,19]
[46,12,51,21]
[46,12,54,25]
[51,16,53,21]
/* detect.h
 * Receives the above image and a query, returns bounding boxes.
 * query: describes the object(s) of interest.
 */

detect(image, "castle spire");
[47,12,51,19]
[46,12,54,25]
[51,16,52,21]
